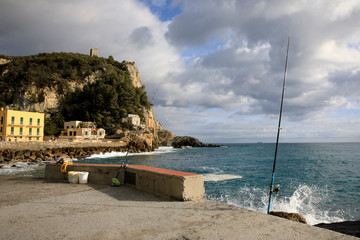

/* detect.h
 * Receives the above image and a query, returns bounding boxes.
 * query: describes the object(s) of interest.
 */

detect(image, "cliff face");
[12,71,99,113]
[116,64,161,151]
[122,61,142,88]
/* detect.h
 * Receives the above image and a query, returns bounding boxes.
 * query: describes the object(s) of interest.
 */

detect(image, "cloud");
[130,26,154,48]
[1,0,359,142]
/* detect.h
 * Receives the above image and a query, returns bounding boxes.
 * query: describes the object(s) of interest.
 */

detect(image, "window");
[37,128,39,135]
[1,116,3,124]
[20,127,23,135]
[29,118,33,125]
[11,127,14,135]
[29,128,32,135]
[20,117,24,125]
[74,131,77,136]
[29,137,31,140]
[69,131,73,136]
[36,137,39,141]
[37,118,40,126]
[11,116,15,124]
[0,127,2,132]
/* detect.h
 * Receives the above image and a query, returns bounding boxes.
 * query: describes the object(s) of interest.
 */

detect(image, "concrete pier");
[0,175,356,240]
[45,163,205,201]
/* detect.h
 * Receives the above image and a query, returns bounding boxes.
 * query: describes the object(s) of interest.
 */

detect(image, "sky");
[0,0,359,143]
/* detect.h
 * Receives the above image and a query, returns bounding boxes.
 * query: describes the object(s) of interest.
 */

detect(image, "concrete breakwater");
[0,141,129,166]
[45,163,205,201]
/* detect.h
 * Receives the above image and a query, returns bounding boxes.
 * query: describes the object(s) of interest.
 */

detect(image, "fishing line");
[114,83,160,180]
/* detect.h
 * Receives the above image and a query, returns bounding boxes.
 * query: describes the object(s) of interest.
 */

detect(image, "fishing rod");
[114,125,141,180]
[267,28,291,214]
[121,126,141,167]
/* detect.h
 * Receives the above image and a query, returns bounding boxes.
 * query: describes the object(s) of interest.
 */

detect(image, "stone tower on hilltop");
[90,48,98,57]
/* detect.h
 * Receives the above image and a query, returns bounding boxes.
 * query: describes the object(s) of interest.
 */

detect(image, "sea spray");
[270,185,347,225]
[205,184,347,225]
[85,146,176,160]
[0,162,46,176]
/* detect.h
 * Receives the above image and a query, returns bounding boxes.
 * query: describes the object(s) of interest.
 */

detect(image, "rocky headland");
[0,52,219,167]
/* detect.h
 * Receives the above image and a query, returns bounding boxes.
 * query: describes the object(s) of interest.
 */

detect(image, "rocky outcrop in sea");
[161,136,220,148]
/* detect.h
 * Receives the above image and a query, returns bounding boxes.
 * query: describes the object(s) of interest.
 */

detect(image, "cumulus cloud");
[1,0,359,142]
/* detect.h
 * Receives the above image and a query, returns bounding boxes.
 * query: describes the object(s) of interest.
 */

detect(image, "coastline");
[1,175,357,240]
[0,140,129,166]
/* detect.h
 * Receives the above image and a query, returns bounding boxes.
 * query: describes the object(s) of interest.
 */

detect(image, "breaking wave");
[206,184,348,225]
[203,174,242,182]
[83,146,176,159]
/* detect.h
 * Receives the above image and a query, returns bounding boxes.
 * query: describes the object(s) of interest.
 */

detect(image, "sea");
[1,142,359,225]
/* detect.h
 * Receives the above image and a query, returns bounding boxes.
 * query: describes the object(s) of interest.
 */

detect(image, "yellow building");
[0,108,44,142]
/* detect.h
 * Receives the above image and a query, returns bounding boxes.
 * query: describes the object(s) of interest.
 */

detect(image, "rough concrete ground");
[0,175,357,240]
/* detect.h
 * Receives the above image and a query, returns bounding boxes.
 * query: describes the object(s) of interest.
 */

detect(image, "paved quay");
[0,175,357,240]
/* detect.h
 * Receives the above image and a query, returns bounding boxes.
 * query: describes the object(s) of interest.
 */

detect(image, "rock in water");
[171,136,205,148]
[315,221,360,238]
[270,211,307,224]
[163,136,221,148]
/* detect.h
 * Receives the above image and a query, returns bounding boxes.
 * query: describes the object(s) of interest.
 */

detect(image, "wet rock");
[269,211,307,224]
[315,220,360,238]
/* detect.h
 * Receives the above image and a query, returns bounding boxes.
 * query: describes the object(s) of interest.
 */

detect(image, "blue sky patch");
[139,0,182,21]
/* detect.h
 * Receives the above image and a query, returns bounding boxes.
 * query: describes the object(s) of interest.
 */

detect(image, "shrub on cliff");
[0,52,152,135]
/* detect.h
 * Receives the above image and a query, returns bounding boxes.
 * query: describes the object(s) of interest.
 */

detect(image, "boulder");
[269,211,307,224]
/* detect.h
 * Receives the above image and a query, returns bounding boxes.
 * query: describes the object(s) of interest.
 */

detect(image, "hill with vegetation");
[0,52,152,136]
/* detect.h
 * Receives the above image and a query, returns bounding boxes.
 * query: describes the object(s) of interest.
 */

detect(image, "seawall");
[0,140,129,165]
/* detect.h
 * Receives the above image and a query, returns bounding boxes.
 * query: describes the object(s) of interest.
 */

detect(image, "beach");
[0,175,357,240]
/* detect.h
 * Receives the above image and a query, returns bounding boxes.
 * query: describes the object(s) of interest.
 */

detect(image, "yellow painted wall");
[0,109,44,142]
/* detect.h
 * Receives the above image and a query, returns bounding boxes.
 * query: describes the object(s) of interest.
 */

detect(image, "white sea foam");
[0,162,46,176]
[270,185,346,225]
[203,174,242,182]
[85,146,176,159]
[206,184,346,225]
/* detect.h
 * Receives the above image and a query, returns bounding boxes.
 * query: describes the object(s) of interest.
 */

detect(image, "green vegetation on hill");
[0,52,152,135]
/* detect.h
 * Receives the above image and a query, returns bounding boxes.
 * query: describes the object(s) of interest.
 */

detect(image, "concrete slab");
[0,176,357,240]
[45,163,205,201]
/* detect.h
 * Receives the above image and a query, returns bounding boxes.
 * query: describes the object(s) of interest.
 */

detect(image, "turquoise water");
[78,142,360,225]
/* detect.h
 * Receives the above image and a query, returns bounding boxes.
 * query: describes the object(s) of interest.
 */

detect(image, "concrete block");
[45,163,205,201]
